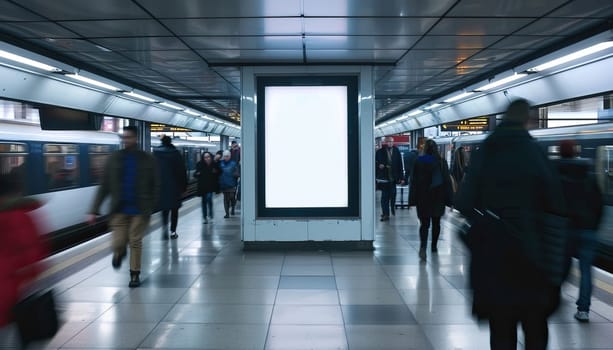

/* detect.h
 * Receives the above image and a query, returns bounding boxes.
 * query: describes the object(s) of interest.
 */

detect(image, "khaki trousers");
[109,213,150,271]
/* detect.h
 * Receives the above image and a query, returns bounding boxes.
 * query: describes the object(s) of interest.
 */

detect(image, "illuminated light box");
[256,76,359,218]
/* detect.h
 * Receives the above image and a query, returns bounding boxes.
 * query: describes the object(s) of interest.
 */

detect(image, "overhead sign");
[150,123,192,132]
[441,117,489,131]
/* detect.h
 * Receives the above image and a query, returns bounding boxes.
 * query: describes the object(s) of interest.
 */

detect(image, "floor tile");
[346,325,434,350]
[271,305,344,324]
[164,304,273,324]
[141,274,199,288]
[96,303,174,323]
[338,289,405,305]
[342,305,417,325]
[391,276,456,290]
[179,287,277,304]
[335,276,396,289]
[275,289,340,305]
[398,288,469,305]
[408,304,476,325]
[140,323,268,349]
[548,323,613,349]
[281,264,334,276]
[62,322,157,348]
[56,302,114,322]
[278,276,337,289]
[193,275,280,289]
[57,287,129,303]
[120,287,188,304]
[265,325,347,350]
[422,324,491,350]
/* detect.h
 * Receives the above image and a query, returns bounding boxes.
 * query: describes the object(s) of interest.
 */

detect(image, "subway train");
[434,122,613,271]
[0,121,218,253]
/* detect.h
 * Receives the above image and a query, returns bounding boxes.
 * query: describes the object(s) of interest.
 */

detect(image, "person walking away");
[219,150,239,218]
[375,136,404,221]
[409,139,453,260]
[154,136,187,239]
[455,99,566,349]
[450,146,467,193]
[194,151,220,224]
[0,173,47,327]
[554,139,603,322]
[88,126,159,288]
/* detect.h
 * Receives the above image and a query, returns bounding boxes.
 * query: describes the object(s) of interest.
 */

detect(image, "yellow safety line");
[569,266,613,294]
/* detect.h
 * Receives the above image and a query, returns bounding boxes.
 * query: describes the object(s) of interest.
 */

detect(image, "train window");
[595,146,613,196]
[89,145,112,185]
[44,143,80,190]
[0,143,28,190]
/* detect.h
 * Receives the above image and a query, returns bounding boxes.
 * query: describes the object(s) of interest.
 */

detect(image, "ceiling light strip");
[66,73,120,91]
[528,41,613,72]
[0,50,62,72]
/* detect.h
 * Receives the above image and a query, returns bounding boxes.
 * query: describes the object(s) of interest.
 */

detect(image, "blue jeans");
[380,182,396,216]
[201,192,213,218]
[574,229,597,312]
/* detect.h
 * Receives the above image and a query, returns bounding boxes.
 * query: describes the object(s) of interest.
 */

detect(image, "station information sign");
[150,123,192,132]
[441,117,489,131]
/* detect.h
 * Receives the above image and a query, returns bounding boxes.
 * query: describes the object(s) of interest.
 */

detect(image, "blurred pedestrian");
[194,151,220,224]
[455,99,566,349]
[375,136,404,221]
[0,173,47,327]
[230,140,241,163]
[88,126,159,288]
[554,139,603,322]
[450,146,467,192]
[219,150,239,218]
[409,139,453,260]
[154,136,187,239]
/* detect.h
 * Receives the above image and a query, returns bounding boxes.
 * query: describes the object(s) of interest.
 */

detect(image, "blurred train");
[433,122,613,271]
[0,121,218,253]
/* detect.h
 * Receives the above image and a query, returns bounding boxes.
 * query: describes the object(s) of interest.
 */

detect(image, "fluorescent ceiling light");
[184,109,200,116]
[123,91,156,103]
[528,41,613,72]
[444,92,473,103]
[66,73,120,91]
[159,102,183,110]
[0,50,62,72]
[201,115,213,120]
[397,115,409,121]
[424,103,442,110]
[408,110,422,116]
[474,73,527,92]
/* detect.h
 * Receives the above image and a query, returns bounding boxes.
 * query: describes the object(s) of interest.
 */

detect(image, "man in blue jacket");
[375,137,404,221]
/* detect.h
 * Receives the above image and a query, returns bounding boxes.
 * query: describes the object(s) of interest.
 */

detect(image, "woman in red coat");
[0,173,46,326]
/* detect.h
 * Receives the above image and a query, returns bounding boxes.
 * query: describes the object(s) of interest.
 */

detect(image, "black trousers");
[161,208,179,232]
[418,216,441,249]
[489,308,548,350]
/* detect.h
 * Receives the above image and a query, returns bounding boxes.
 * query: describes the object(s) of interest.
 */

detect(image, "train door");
[595,145,613,203]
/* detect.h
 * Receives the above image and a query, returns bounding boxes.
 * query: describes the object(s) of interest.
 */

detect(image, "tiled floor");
[1,197,613,349]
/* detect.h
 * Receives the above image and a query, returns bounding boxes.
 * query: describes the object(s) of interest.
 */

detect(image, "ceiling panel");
[304,18,437,36]
[182,36,302,50]
[17,0,150,20]
[306,50,405,62]
[59,20,172,37]
[490,35,562,49]
[549,0,613,18]
[303,0,456,17]
[120,50,202,63]
[428,18,534,35]
[468,49,530,62]
[414,35,504,49]
[197,49,303,63]
[396,49,481,68]
[27,38,110,52]
[515,18,604,36]
[447,0,567,17]
[92,37,190,51]
[63,51,130,62]
[305,36,420,50]
[0,2,44,21]
[0,22,76,38]
[139,0,301,17]
[162,18,302,36]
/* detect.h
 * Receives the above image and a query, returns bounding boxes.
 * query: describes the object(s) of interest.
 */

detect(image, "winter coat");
[89,148,159,216]
[219,159,239,191]
[454,122,566,319]
[409,155,453,218]
[555,158,603,230]
[375,146,403,182]
[154,145,187,210]
[0,198,46,326]
[194,160,220,195]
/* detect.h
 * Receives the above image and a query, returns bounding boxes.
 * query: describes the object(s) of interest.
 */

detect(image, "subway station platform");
[1,197,613,350]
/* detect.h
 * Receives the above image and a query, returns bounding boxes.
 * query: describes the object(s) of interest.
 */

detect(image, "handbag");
[12,290,59,346]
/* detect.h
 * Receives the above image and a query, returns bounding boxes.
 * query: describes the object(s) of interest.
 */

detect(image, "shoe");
[224,214,229,219]
[391,207,396,216]
[170,232,178,240]
[380,215,389,222]
[574,311,589,322]
[203,218,208,224]
[112,252,125,270]
[129,270,140,288]
[231,207,235,215]
[431,246,438,253]
[419,248,427,261]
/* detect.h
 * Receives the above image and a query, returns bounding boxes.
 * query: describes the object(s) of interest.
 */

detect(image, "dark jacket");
[154,145,187,210]
[194,160,220,195]
[375,146,403,182]
[409,155,453,218]
[0,198,46,326]
[555,158,603,230]
[219,159,239,190]
[403,149,418,182]
[455,122,566,319]
[90,148,159,216]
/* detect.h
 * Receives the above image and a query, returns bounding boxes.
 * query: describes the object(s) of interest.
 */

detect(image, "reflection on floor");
[1,197,612,349]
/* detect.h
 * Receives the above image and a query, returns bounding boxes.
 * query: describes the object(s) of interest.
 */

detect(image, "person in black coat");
[554,139,603,322]
[194,151,220,224]
[375,137,404,221]
[153,136,187,239]
[455,99,566,349]
[408,139,453,260]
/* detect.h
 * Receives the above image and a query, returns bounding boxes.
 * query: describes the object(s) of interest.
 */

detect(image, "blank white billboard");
[265,86,348,208]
